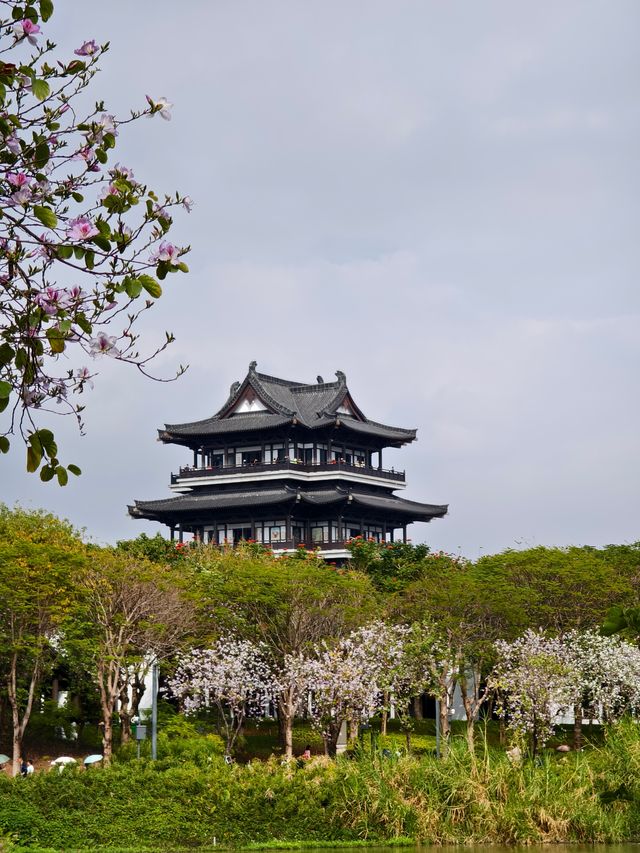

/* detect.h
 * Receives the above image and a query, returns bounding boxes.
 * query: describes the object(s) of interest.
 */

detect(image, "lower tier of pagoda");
[128,484,447,555]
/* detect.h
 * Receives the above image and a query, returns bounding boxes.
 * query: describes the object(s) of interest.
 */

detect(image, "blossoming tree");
[305,622,403,755]
[168,638,277,758]
[0,0,191,481]
[564,629,640,747]
[490,629,580,755]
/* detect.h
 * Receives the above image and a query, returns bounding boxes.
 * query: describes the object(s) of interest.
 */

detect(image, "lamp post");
[151,660,159,760]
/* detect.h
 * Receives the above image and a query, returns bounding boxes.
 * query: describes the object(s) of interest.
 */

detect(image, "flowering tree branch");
[0,0,192,482]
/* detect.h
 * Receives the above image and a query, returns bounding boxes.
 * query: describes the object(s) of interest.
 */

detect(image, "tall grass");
[1,724,640,849]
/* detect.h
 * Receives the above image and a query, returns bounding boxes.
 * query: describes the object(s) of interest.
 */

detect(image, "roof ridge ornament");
[249,360,257,372]
[229,381,241,397]
[335,370,346,385]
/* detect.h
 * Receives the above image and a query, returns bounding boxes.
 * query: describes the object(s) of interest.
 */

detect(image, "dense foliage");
[2,723,640,847]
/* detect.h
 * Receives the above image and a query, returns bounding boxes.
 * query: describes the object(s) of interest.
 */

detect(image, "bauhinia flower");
[7,172,30,188]
[66,217,100,241]
[146,95,173,121]
[150,241,178,263]
[88,333,120,358]
[182,196,194,212]
[13,19,40,45]
[74,39,98,56]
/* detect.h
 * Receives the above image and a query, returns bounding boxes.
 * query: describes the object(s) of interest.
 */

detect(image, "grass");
[0,720,637,850]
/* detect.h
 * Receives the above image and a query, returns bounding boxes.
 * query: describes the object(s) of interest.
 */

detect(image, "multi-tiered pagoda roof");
[129,362,447,559]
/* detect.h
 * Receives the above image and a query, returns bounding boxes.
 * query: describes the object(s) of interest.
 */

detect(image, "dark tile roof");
[160,363,416,445]
[129,485,447,523]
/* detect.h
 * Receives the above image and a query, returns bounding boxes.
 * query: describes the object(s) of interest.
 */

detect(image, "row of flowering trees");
[167,622,640,759]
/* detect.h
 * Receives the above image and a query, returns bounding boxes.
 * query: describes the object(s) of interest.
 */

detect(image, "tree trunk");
[7,653,39,777]
[102,715,113,764]
[573,702,583,751]
[412,695,423,720]
[277,690,296,760]
[381,707,388,736]
[499,716,506,746]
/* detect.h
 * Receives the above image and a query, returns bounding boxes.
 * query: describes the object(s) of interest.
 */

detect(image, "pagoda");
[128,362,447,560]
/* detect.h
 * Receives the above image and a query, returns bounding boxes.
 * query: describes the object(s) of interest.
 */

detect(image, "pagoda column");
[169,525,175,542]
[378,450,382,471]
[178,524,184,544]
[402,524,407,543]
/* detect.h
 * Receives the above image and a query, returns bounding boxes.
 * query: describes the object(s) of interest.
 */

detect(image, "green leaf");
[33,205,57,229]
[75,313,92,335]
[74,246,85,260]
[92,235,111,252]
[31,79,51,102]
[124,279,142,298]
[37,428,57,458]
[0,435,9,454]
[46,328,65,354]
[137,275,162,299]
[67,463,81,476]
[39,0,54,21]
[95,148,107,164]
[0,380,10,398]
[71,192,84,203]
[0,343,15,366]
[85,250,95,270]
[26,444,42,473]
[56,466,68,486]
[56,245,73,260]
[33,142,49,169]
[40,464,55,481]
[177,262,189,273]
[0,397,9,413]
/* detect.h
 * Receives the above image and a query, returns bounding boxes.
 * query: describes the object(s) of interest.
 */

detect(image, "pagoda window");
[363,524,383,542]
[310,522,329,543]
[211,452,224,469]
[353,450,366,467]
[348,527,361,540]
[292,524,305,544]
[240,447,262,466]
[316,444,328,464]
[260,520,286,544]
[298,443,314,464]
[232,526,252,544]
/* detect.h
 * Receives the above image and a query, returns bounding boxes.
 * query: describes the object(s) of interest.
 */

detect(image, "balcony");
[170,459,405,485]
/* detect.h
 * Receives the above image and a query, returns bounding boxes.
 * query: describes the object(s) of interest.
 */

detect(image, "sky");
[2,1,639,557]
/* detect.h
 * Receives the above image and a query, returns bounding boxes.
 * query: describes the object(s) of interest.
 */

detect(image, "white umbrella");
[0,754,10,765]
[83,754,103,765]
[51,756,77,765]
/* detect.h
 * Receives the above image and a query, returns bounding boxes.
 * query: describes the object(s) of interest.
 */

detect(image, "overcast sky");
[3,1,639,557]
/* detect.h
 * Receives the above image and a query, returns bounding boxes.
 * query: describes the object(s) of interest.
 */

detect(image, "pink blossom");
[146,95,173,121]
[7,172,30,188]
[88,332,120,358]
[182,196,194,213]
[76,366,94,389]
[99,183,119,200]
[150,241,178,263]
[11,186,32,205]
[110,163,135,182]
[5,134,21,155]
[66,217,99,241]
[74,39,98,56]
[14,19,41,45]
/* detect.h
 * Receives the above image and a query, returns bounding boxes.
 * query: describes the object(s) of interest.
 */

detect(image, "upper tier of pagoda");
[158,361,417,449]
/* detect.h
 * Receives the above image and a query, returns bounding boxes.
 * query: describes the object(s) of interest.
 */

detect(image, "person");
[19,757,28,777]
[301,745,311,760]
[26,759,34,775]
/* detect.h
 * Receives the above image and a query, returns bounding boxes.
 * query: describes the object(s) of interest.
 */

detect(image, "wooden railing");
[171,459,405,484]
